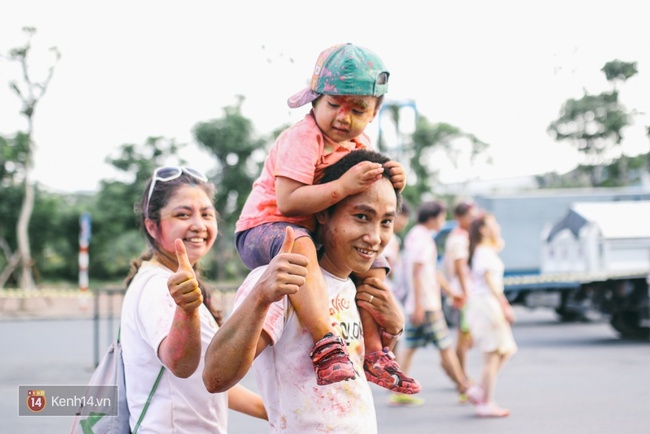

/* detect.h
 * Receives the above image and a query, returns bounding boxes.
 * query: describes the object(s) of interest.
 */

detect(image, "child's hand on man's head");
[383,161,406,192]
[339,161,384,196]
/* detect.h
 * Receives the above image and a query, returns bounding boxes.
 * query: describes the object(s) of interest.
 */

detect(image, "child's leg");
[354,267,387,353]
[237,224,355,385]
[455,307,473,379]
[290,235,356,385]
[289,236,337,342]
[359,307,382,352]
[355,267,421,394]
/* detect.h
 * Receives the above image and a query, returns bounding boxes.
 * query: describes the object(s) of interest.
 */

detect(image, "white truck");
[440,187,650,339]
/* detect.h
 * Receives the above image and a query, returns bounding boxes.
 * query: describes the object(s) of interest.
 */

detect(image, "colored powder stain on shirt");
[266,308,283,328]
[305,386,353,419]
[350,340,364,360]
[328,390,353,414]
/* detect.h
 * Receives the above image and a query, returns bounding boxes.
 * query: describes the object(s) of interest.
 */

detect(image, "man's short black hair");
[453,200,476,217]
[417,200,446,223]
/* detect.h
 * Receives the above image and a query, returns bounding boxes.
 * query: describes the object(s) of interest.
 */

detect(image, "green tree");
[192,97,266,280]
[1,27,60,290]
[377,102,489,207]
[601,60,638,90]
[0,132,29,286]
[379,116,489,206]
[411,118,489,201]
[547,60,638,186]
[0,132,86,287]
[92,137,185,279]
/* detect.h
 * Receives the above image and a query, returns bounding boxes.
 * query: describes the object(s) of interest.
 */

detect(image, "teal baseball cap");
[287,43,390,108]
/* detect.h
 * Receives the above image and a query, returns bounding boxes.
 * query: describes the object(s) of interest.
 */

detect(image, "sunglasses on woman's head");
[146,166,208,215]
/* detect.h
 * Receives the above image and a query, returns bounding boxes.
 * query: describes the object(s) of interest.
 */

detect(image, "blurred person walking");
[466,212,517,417]
[442,199,479,398]
[390,200,479,407]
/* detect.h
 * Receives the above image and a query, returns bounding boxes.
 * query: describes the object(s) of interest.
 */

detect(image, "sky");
[1,0,649,193]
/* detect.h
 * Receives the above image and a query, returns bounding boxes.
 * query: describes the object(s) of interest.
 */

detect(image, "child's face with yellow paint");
[312,94,379,144]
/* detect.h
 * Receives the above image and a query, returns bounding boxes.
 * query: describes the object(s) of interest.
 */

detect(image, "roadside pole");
[79,212,91,309]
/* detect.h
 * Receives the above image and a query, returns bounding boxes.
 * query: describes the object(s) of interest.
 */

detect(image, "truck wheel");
[555,290,587,322]
[610,311,650,340]
[555,307,583,322]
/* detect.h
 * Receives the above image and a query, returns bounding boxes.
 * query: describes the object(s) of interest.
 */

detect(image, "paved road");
[2,307,649,433]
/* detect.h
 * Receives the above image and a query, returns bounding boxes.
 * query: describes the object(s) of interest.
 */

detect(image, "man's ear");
[316,210,329,225]
[144,218,158,239]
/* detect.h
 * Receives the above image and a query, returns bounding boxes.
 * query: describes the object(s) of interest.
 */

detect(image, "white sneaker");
[466,385,485,405]
[476,402,510,417]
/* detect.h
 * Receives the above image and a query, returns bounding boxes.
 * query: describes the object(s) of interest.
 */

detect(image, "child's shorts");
[235,222,313,270]
[236,222,391,273]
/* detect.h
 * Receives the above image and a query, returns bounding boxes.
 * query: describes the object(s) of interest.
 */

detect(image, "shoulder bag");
[69,328,165,434]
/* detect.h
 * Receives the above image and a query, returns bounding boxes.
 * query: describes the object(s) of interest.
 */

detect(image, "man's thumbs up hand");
[255,227,309,304]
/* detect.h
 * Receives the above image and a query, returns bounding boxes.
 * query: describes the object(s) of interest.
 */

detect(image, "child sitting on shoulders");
[235,43,420,394]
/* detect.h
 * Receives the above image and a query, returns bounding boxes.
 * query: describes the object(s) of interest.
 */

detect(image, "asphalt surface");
[1,301,649,434]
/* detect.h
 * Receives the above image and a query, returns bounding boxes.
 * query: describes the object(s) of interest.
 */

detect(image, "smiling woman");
[118,166,268,433]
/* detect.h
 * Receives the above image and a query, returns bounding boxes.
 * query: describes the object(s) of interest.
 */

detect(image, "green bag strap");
[117,326,166,434]
[132,366,165,434]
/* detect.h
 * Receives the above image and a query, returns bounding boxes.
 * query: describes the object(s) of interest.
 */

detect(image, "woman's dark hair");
[318,148,402,212]
[468,212,489,267]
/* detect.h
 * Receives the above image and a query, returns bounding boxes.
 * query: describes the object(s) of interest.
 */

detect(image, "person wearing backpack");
[119,166,291,432]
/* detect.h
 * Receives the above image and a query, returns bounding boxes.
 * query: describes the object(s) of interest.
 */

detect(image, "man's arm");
[484,270,516,324]
[437,270,465,308]
[227,384,268,420]
[203,289,273,393]
[203,227,308,393]
[411,263,425,325]
[354,273,405,347]
[453,257,470,296]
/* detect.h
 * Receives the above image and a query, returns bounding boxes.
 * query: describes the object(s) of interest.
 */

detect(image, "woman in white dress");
[466,212,517,417]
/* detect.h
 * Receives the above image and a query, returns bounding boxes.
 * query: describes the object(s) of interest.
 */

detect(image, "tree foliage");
[376,102,490,207]
[396,116,489,206]
[90,137,186,279]
[192,96,267,280]
[601,60,638,88]
[0,132,30,186]
[1,27,60,290]
[192,96,264,225]
[548,59,638,186]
